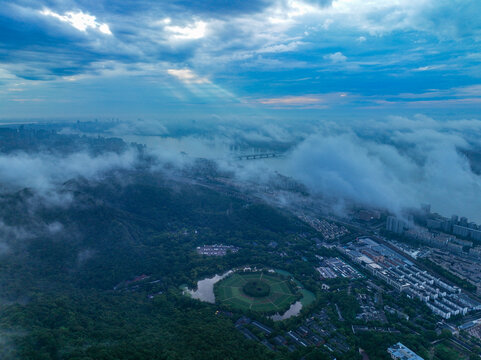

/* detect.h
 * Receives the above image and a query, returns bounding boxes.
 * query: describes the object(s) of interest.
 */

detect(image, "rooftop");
[387,342,424,360]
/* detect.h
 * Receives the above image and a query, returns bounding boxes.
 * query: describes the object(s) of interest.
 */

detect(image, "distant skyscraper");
[386,216,405,234]
[427,219,442,230]
[441,220,452,233]
[453,225,470,238]
[421,204,431,214]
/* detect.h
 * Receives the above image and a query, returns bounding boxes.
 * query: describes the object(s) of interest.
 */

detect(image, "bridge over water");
[235,153,284,160]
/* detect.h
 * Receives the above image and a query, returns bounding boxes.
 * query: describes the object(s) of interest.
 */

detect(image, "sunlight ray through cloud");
[167,69,210,84]
[1,1,481,357]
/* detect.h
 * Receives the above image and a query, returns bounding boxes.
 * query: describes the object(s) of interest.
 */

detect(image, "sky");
[1,0,481,121]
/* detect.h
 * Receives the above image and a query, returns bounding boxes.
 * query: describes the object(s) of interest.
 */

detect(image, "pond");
[269,300,303,321]
[269,286,316,321]
[269,269,316,321]
[182,270,233,303]
[183,268,315,320]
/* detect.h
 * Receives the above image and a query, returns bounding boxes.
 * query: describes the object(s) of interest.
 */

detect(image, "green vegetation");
[243,280,271,297]
[435,344,463,360]
[0,129,477,360]
[215,272,299,313]
[0,172,315,360]
[1,127,479,360]
[0,291,274,360]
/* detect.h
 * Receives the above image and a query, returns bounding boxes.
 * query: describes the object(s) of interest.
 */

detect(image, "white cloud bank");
[1,114,480,224]
[165,20,208,40]
[0,150,138,199]
[40,8,112,35]
[285,115,481,221]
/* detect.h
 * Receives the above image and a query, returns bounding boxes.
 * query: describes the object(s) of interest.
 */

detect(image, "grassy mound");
[215,271,299,313]
[242,280,270,297]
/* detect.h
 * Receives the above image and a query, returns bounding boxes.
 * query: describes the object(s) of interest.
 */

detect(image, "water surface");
[270,301,303,321]
[183,270,232,303]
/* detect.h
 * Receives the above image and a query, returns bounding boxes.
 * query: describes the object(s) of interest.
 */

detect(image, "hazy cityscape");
[1,1,481,360]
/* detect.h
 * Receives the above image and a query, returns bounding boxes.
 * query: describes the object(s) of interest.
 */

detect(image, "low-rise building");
[387,342,424,360]
[196,244,239,256]
[251,321,273,335]
[342,238,479,319]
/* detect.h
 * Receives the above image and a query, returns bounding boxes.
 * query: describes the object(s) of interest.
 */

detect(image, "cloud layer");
[1,113,481,225]
[113,113,481,222]
[0,149,139,199]
[284,115,481,220]
[1,0,481,117]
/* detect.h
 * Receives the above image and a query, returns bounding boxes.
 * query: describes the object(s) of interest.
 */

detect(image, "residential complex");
[297,213,349,240]
[340,238,481,319]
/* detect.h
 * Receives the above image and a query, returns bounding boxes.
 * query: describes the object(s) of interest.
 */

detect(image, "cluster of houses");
[297,213,349,240]
[233,310,350,355]
[196,244,239,256]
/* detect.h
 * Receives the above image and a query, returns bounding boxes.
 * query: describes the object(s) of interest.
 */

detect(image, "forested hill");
[0,164,313,359]
[1,170,309,290]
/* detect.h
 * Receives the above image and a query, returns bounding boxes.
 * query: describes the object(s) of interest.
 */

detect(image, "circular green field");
[215,272,299,313]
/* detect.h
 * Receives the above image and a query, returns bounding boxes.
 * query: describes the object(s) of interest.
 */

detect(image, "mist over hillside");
[3,113,480,222]
[2,1,481,357]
